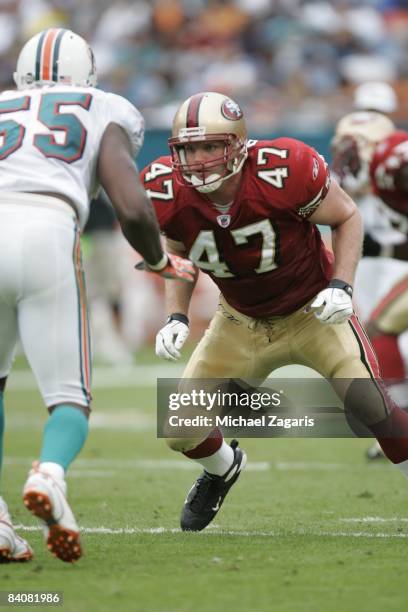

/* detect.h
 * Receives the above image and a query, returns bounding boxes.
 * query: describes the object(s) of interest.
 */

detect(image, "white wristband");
[146,253,168,271]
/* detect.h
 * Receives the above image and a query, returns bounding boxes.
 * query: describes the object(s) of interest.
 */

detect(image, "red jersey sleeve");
[283,139,331,219]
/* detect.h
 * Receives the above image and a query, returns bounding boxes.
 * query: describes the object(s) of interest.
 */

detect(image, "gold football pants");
[167,295,388,452]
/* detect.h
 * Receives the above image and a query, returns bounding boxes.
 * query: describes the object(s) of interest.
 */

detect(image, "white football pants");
[0,193,91,407]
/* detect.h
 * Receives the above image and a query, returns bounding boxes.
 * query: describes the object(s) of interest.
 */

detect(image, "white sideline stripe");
[13,525,408,538]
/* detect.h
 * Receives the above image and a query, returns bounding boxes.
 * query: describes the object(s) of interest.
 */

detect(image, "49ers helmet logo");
[221,99,243,121]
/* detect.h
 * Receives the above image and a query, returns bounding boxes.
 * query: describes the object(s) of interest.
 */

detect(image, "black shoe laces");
[189,473,222,513]
[188,441,240,513]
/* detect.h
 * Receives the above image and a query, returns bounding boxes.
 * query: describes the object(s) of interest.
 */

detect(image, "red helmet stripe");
[41,29,60,80]
[186,93,205,128]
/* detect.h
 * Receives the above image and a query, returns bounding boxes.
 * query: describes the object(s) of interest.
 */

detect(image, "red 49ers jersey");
[370,130,408,216]
[141,138,333,317]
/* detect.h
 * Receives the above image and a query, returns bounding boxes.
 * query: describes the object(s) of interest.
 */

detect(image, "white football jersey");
[357,193,408,244]
[0,85,144,228]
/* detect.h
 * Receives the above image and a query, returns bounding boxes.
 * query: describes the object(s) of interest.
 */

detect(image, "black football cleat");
[180,440,247,532]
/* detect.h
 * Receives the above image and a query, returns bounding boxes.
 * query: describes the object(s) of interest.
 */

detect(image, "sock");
[371,334,405,380]
[184,429,234,476]
[40,405,88,472]
[368,405,408,465]
[0,392,4,488]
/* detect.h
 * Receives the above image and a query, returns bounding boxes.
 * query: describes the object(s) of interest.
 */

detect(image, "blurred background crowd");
[1,0,407,364]
[1,0,408,131]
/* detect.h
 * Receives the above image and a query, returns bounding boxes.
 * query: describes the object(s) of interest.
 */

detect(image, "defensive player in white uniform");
[0,28,194,563]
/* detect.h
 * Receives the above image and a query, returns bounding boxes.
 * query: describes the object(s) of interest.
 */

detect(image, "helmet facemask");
[331,134,370,194]
[332,111,396,196]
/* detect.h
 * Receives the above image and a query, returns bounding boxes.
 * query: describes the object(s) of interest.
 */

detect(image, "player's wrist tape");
[328,278,353,297]
[145,253,169,271]
[167,313,189,326]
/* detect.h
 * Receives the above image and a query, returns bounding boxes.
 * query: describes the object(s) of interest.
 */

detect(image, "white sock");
[39,462,65,483]
[193,441,234,476]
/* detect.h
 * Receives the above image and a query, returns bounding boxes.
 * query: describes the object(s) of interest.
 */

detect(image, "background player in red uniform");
[370,130,408,217]
[367,130,408,376]
[332,112,408,459]
[141,92,408,532]
[332,115,408,458]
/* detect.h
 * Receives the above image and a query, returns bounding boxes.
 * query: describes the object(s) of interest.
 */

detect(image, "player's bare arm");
[98,123,165,267]
[309,179,363,286]
[306,179,361,324]
[164,238,199,316]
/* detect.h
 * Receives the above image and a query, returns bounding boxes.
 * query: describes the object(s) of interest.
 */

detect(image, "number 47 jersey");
[0,85,144,229]
[141,139,334,318]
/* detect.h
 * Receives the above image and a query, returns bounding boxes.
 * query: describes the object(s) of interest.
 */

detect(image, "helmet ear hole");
[169,92,247,191]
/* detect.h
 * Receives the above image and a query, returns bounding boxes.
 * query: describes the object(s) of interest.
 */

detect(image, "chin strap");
[184,145,248,193]
[192,174,224,193]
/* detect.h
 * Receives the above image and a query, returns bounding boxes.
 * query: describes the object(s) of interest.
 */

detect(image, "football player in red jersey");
[366,130,408,452]
[141,92,408,531]
[332,115,408,458]
[370,130,408,218]
[366,128,408,373]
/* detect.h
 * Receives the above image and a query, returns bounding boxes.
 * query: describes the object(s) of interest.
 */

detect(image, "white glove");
[307,282,354,325]
[156,314,189,361]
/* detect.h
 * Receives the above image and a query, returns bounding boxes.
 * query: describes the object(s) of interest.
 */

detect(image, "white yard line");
[340,517,408,523]
[5,456,392,472]
[276,462,347,471]
[13,524,408,538]
[315,532,408,539]
[3,456,270,472]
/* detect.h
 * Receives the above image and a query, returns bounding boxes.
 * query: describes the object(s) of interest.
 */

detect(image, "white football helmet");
[169,91,247,193]
[353,82,397,114]
[14,28,97,90]
[331,111,395,194]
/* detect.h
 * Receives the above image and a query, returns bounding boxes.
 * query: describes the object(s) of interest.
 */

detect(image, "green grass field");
[2,355,408,612]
